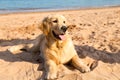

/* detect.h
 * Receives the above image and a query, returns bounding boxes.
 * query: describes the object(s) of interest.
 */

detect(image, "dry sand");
[0,7,120,80]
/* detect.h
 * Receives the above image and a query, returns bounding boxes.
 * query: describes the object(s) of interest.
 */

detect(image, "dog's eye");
[63,21,65,23]
[53,20,58,23]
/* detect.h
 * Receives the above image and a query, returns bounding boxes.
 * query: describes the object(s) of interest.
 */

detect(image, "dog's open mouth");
[52,31,66,40]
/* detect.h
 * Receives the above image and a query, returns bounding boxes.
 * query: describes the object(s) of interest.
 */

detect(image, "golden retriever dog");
[8,14,97,80]
[38,14,92,79]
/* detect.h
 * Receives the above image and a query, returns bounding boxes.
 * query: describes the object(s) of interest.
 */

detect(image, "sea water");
[0,0,120,13]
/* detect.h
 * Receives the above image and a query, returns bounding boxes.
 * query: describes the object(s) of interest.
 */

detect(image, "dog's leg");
[8,44,33,54]
[71,55,90,73]
[27,35,44,53]
[27,43,40,53]
[8,35,43,54]
[45,60,58,79]
[22,34,45,53]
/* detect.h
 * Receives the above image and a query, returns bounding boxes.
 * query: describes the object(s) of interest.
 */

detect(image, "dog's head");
[40,15,69,40]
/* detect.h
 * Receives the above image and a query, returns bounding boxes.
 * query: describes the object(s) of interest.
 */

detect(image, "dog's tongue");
[59,35,66,40]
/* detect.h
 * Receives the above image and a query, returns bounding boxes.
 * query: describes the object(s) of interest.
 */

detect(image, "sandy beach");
[0,7,120,80]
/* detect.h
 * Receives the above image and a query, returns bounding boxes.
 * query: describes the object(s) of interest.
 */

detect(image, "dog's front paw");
[80,66,90,73]
[45,72,57,80]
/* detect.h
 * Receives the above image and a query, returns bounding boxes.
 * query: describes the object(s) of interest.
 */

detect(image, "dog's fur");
[38,15,91,79]
[8,15,97,80]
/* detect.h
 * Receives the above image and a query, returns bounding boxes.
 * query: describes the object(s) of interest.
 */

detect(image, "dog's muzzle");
[52,26,68,40]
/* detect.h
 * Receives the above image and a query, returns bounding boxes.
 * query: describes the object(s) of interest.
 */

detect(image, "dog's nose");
[61,26,67,32]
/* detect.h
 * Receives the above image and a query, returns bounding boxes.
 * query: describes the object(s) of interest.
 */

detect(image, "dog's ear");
[39,17,50,35]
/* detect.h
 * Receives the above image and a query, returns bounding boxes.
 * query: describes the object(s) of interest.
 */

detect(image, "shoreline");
[0,5,120,15]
